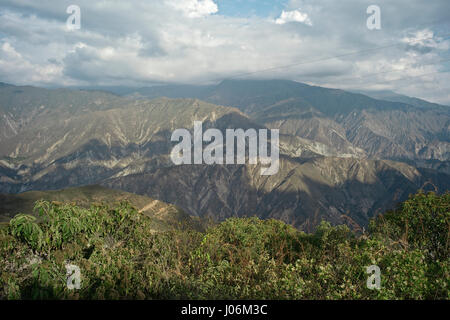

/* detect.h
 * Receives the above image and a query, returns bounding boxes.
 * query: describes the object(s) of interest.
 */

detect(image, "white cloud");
[275,10,312,26]
[0,41,63,84]
[166,0,218,18]
[401,29,449,50]
[0,0,449,104]
[1,42,21,59]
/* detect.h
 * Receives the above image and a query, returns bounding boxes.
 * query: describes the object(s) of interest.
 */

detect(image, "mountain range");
[0,80,448,231]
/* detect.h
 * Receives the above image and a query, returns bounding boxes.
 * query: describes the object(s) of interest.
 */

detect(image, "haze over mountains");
[0,79,449,231]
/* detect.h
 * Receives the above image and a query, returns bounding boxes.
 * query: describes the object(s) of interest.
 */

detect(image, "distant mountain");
[351,89,449,110]
[0,83,256,193]
[125,84,216,100]
[128,80,450,169]
[0,81,449,231]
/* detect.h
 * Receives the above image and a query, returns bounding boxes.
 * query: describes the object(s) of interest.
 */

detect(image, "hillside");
[0,89,254,193]
[128,79,450,167]
[0,185,205,232]
[104,156,450,231]
[0,191,448,299]
[0,81,449,231]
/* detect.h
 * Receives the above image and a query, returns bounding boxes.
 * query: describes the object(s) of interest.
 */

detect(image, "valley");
[0,80,449,231]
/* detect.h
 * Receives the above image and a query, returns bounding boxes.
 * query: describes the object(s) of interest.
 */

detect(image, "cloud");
[275,9,312,26]
[166,0,218,18]
[402,29,450,51]
[0,41,63,84]
[0,0,449,104]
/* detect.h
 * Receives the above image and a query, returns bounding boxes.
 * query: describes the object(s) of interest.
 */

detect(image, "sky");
[0,0,449,104]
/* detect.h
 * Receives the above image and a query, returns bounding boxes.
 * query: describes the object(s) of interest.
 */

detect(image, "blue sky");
[217,0,286,18]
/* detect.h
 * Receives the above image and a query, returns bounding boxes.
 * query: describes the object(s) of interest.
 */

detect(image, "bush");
[0,192,448,300]
[370,191,450,260]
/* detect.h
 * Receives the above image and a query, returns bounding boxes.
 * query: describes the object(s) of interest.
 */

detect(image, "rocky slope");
[129,79,450,168]
[0,81,449,230]
[103,156,450,231]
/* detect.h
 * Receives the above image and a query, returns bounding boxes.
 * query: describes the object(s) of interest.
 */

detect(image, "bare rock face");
[129,79,450,167]
[103,156,449,231]
[1,80,449,230]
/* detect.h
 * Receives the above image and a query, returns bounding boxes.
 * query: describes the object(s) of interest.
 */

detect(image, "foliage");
[0,191,448,300]
[369,192,449,260]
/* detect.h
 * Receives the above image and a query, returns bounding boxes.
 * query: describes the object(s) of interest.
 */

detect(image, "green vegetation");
[0,191,448,300]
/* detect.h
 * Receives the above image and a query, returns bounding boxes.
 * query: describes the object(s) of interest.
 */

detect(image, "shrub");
[0,192,448,300]
[370,191,450,260]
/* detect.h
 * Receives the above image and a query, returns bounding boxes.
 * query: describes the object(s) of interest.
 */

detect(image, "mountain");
[0,184,204,232]
[351,89,449,110]
[128,80,450,169]
[0,83,256,193]
[103,156,450,231]
[0,81,449,231]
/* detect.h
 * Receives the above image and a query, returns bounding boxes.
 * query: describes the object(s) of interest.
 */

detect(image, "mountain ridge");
[0,80,448,231]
